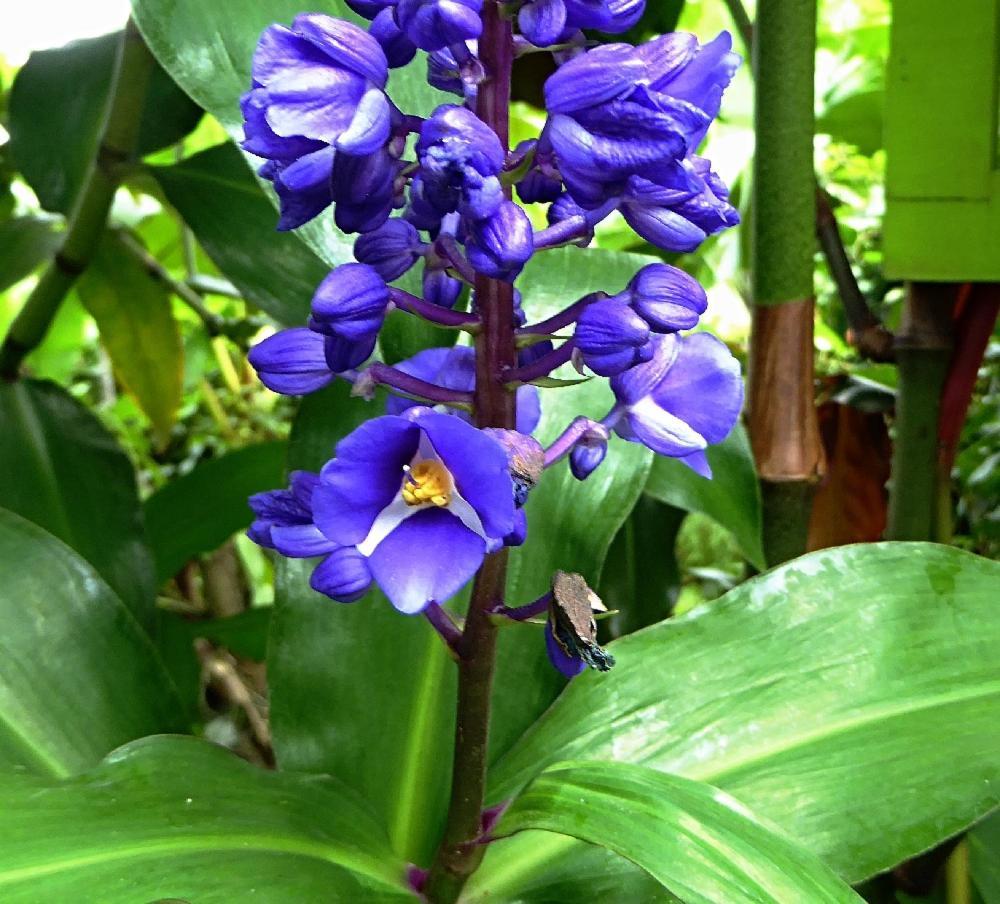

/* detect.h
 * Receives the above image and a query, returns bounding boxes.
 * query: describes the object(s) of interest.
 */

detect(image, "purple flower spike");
[575,297,652,376]
[621,263,708,332]
[466,200,534,282]
[354,219,423,281]
[610,332,743,476]
[309,262,390,343]
[385,346,541,435]
[249,327,335,395]
[396,0,484,51]
[312,411,516,613]
[417,105,505,222]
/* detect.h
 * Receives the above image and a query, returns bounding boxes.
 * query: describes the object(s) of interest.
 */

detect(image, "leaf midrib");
[0,834,402,891]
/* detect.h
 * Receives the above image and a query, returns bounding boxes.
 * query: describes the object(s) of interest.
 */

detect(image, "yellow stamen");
[401,460,453,507]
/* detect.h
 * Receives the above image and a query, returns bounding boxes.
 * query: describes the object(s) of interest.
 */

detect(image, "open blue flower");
[385,346,541,434]
[609,332,743,476]
[312,410,516,613]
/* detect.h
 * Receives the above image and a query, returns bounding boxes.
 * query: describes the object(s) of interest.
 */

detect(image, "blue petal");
[519,0,568,47]
[629,263,707,332]
[414,410,516,540]
[466,200,533,282]
[622,202,707,253]
[544,44,644,113]
[367,508,486,612]
[271,523,340,557]
[336,86,392,155]
[369,8,418,68]
[311,546,374,602]
[313,416,421,545]
[292,14,390,87]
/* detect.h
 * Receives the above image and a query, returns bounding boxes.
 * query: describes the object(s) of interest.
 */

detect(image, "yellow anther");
[401,460,453,507]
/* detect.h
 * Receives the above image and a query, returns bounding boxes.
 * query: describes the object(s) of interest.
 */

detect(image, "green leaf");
[78,232,184,444]
[527,375,592,388]
[0,217,61,293]
[478,761,860,904]
[152,143,332,325]
[482,543,1000,890]
[816,89,884,155]
[644,423,765,570]
[143,440,288,582]
[0,379,156,621]
[0,508,182,777]
[0,735,412,901]
[8,31,202,214]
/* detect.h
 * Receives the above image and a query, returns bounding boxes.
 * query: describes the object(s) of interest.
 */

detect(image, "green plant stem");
[886,283,956,541]
[748,0,822,566]
[424,3,515,901]
[0,19,155,380]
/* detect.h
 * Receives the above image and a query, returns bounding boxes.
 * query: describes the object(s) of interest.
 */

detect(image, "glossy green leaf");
[152,143,332,325]
[8,31,201,214]
[144,440,288,582]
[483,543,1000,889]
[0,508,182,777]
[0,735,411,902]
[971,812,1000,904]
[476,761,860,904]
[0,379,156,620]
[78,232,183,444]
[0,217,61,293]
[644,423,765,570]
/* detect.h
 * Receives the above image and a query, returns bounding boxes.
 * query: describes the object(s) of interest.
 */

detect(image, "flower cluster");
[243,5,744,677]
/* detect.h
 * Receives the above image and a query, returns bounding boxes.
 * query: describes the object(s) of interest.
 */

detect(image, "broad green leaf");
[152,143,332,325]
[644,423,765,570]
[0,379,156,620]
[8,31,202,214]
[483,543,1000,888]
[0,217,61,293]
[0,508,182,777]
[816,89,884,155]
[270,381,455,865]
[78,232,183,444]
[971,812,1000,904]
[0,734,411,902]
[143,440,288,582]
[475,761,860,904]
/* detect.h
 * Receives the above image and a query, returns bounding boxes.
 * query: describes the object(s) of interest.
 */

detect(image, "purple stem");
[505,339,576,384]
[424,603,463,655]
[543,416,608,467]
[489,591,552,622]
[518,292,605,336]
[435,234,478,285]
[532,215,590,250]
[364,362,473,406]
[388,287,479,330]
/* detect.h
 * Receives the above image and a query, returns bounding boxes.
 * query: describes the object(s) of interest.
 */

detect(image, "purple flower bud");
[369,7,418,68]
[248,471,345,561]
[417,105,505,222]
[423,266,464,309]
[354,219,422,281]
[312,411,515,612]
[547,193,596,244]
[345,0,393,19]
[569,430,608,480]
[517,166,563,204]
[466,200,534,282]
[427,42,480,103]
[396,0,483,51]
[310,546,374,602]
[505,508,528,547]
[609,332,743,475]
[622,263,707,332]
[324,332,378,373]
[621,156,739,252]
[332,146,403,235]
[309,262,390,343]
[575,297,652,376]
[518,0,570,47]
[519,0,645,47]
[258,149,335,232]
[248,327,335,395]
